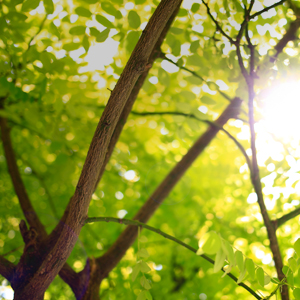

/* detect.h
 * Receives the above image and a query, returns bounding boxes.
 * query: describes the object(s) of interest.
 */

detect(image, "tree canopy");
[1,0,300,299]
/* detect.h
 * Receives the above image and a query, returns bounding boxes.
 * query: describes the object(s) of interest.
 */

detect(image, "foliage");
[1,0,300,299]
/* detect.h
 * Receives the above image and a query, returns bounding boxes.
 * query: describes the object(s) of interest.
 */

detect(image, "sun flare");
[261,81,300,141]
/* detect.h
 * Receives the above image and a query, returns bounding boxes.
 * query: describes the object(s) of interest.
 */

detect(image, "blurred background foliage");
[1,0,300,299]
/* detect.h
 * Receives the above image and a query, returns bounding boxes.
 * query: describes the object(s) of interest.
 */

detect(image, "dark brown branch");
[16,1,183,298]
[95,98,242,279]
[250,0,286,19]
[130,110,252,172]
[274,207,300,229]
[201,0,235,44]
[93,3,182,193]
[0,255,15,281]
[272,19,300,62]
[0,116,47,237]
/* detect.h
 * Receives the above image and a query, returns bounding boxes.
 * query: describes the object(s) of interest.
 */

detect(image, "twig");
[0,255,15,281]
[159,53,232,101]
[274,207,300,229]
[86,216,261,300]
[250,0,286,19]
[201,0,235,44]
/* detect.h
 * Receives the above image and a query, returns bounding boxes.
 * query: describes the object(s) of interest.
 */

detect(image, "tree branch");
[159,53,232,101]
[86,217,261,300]
[201,0,235,44]
[16,1,183,298]
[274,207,300,229]
[95,98,242,279]
[250,0,286,19]
[0,115,47,237]
[0,255,15,281]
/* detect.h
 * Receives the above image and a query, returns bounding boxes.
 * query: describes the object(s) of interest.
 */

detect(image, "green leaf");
[96,15,115,28]
[222,240,235,266]
[256,267,264,287]
[140,261,151,273]
[44,0,54,14]
[190,40,200,54]
[22,0,40,11]
[126,31,141,54]
[180,91,196,101]
[89,27,100,37]
[69,26,86,35]
[288,257,298,273]
[201,96,216,105]
[75,7,92,18]
[185,76,202,85]
[140,276,152,290]
[158,69,170,87]
[137,248,150,258]
[128,10,141,29]
[170,27,183,35]
[96,28,110,43]
[237,267,247,284]
[264,275,271,285]
[82,35,90,52]
[235,251,244,272]
[214,248,226,273]
[294,288,300,300]
[132,264,141,281]
[245,258,255,280]
[137,290,147,300]
[145,291,152,300]
[199,232,221,255]
[176,102,191,112]
[294,239,300,256]
[101,2,122,19]
[191,3,200,13]
[186,118,199,131]
[139,236,148,243]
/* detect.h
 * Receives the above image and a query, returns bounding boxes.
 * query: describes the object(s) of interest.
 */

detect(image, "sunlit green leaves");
[69,26,86,35]
[128,10,141,29]
[256,267,265,287]
[22,0,40,12]
[245,258,256,280]
[102,2,122,19]
[96,28,110,43]
[44,0,54,14]
[96,15,115,28]
[294,239,300,256]
[75,7,92,18]
[198,231,221,255]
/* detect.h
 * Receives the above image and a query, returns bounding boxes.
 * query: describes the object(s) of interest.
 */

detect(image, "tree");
[1,0,300,299]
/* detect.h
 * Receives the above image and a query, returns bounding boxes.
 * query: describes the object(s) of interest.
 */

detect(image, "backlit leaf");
[128,10,141,29]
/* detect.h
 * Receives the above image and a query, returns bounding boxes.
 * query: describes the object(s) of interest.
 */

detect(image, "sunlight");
[261,81,300,141]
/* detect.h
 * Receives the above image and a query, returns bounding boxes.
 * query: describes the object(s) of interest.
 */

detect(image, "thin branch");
[274,207,300,229]
[130,110,252,172]
[0,255,15,281]
[86,217,261,300]
[250,0,286,19]
[159,53,232,101]
[0,115,47,237]
[201,0,235,44]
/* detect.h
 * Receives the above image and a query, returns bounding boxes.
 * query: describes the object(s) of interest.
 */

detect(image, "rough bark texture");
[71,3,183,299]
[95,98,242,280]
[9,0,182,298]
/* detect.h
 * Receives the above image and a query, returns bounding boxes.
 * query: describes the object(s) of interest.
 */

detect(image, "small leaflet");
[199,232,221,255]
[132,264,141,282]
[140,261,151,273]
[214,248,226,273]
[293,288,300,300]
[245,258,256,280]
[256,267,264,287]
[235,250,244,272]
[237,267,247,284]
[288,257,298,273]
[294,239,300,256]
